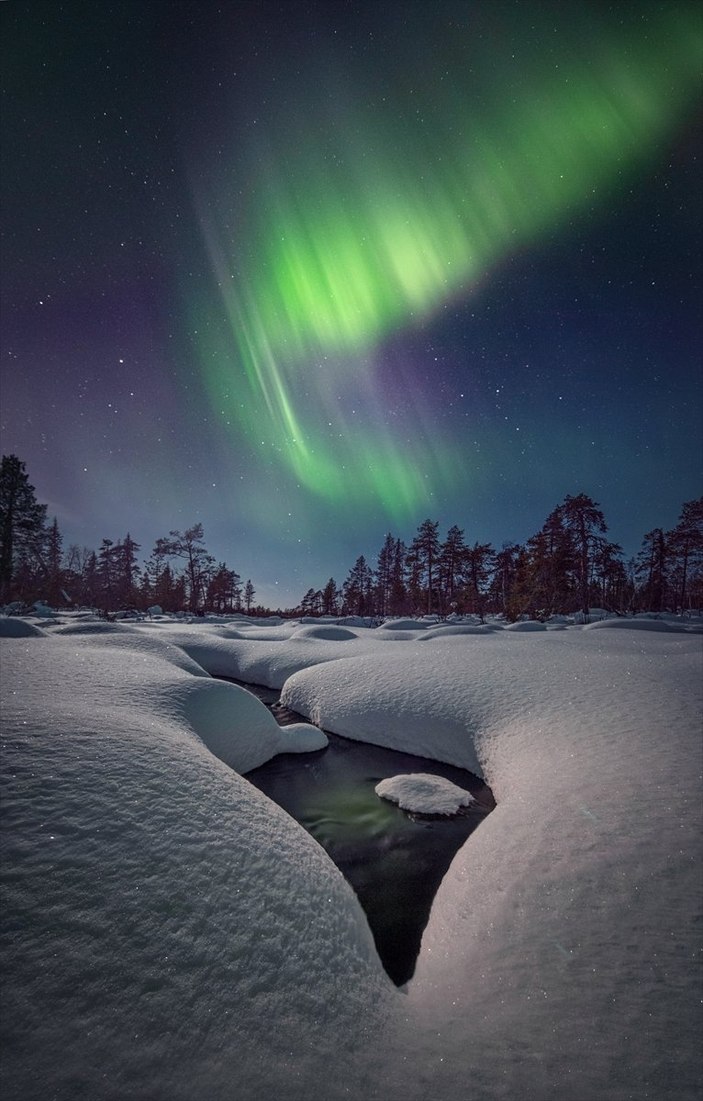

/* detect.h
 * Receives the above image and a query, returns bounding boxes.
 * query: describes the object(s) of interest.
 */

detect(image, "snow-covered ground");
[1,611,701,1100]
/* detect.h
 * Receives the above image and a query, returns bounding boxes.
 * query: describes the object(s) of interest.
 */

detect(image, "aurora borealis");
[1,0,701,606]
[192,1,701,515]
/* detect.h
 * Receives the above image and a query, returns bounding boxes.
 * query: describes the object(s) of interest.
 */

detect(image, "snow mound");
[420,624,496,639]
[0,616,46,638]
[376,773,475,815]
[51,619,140,636]
[381,617,431,630]
[140,623,375,689]
[504,619,547,631]
[292,624,359,641]
[584,617,692,633]
[277,722,329,754]
[179,679,327,772]
[32,601,56,618]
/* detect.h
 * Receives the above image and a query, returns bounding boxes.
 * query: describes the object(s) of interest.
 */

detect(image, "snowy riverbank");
[1,612,701,1100]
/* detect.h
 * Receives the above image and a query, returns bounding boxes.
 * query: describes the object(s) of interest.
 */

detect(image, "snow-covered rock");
[375,773,475,815]
[30,601,56,618]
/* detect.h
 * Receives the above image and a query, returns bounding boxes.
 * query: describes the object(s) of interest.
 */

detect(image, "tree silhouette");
[410,519,440,614]
[153,524,214,611]
[0,455,47,602]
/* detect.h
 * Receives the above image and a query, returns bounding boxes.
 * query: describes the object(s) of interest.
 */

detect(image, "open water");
[229,679,494,986]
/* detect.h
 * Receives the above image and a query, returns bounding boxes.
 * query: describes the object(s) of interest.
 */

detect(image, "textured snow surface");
[0,629,383,1101]
[0,615,46,637]
[1,613,702,1101]
[376,773,475,814]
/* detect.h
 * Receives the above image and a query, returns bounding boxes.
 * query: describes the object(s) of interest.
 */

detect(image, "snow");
[584,615,689,632]
[503,617,547,630]
[0,615,46,637]
[376,773,475,814]
[1,611,701,1101]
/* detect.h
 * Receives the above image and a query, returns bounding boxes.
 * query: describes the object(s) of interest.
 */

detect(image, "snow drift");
[1,613,701,1101]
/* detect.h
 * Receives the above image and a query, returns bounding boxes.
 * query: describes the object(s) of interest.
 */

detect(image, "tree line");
[2,455,701,620]
[298,493,703,621]
[0,455,258,614]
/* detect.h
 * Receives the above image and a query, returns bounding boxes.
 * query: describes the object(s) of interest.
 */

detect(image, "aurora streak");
[190,6,701,521]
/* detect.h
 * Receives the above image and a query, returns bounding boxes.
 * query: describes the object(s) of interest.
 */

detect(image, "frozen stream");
[227,678,495,985]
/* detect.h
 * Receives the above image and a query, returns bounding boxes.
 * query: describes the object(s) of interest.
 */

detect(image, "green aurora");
[188,5,702,522]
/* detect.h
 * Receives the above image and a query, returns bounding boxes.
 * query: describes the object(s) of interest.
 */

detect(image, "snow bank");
[136,620,380,688]
[419,623,498,639]
[280,627,702,1101]
[0,615,46,637]
[0,632,389,1101]
[376,773,475,815]
[177,677,328,771]
[1,617,701,1101]
[503,618,547,631]
[381,617,431,630]
[584,615,699,633]
[290,623,359,641]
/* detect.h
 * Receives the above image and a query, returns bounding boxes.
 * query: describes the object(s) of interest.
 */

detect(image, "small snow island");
[376,773,475,816]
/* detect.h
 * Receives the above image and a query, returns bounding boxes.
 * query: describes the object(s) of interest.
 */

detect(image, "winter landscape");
[1,605,701,1100]
[2,1,702,1098]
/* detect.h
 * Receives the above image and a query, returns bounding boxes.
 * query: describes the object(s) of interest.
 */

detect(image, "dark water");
[229,679,495,986]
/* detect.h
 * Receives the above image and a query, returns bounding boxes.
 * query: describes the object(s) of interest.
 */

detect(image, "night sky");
[1,0,701,608]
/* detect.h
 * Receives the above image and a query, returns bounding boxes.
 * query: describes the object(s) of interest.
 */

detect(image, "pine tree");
[591,540,626,611]
[538,506,576,614]
[342,556,373,616]
[463,542,494,619]
[636,528,668,612]
[320,577,340,615]
[206,563,242,612]
[667,497,703,611]
[489,543,521,617]
[504,546,536,621]
[43,517,64,606]
[81,551,100,607]
[410,519,440,614]
[154,524,214,611]
[97,539,117,610]
[389,539,407,615]
[375,533,397,617]
[300,587,322,615]
[439,525,467,611]
[64,544,89,604]
[0,455,48,603]
[558,493,608,618]
[243,579,256,612]
[114,533,141,608]
[404,543,424,613]
[152,563,180,612]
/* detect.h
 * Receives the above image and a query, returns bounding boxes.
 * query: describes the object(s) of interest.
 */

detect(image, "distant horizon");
[5,449,698,611]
